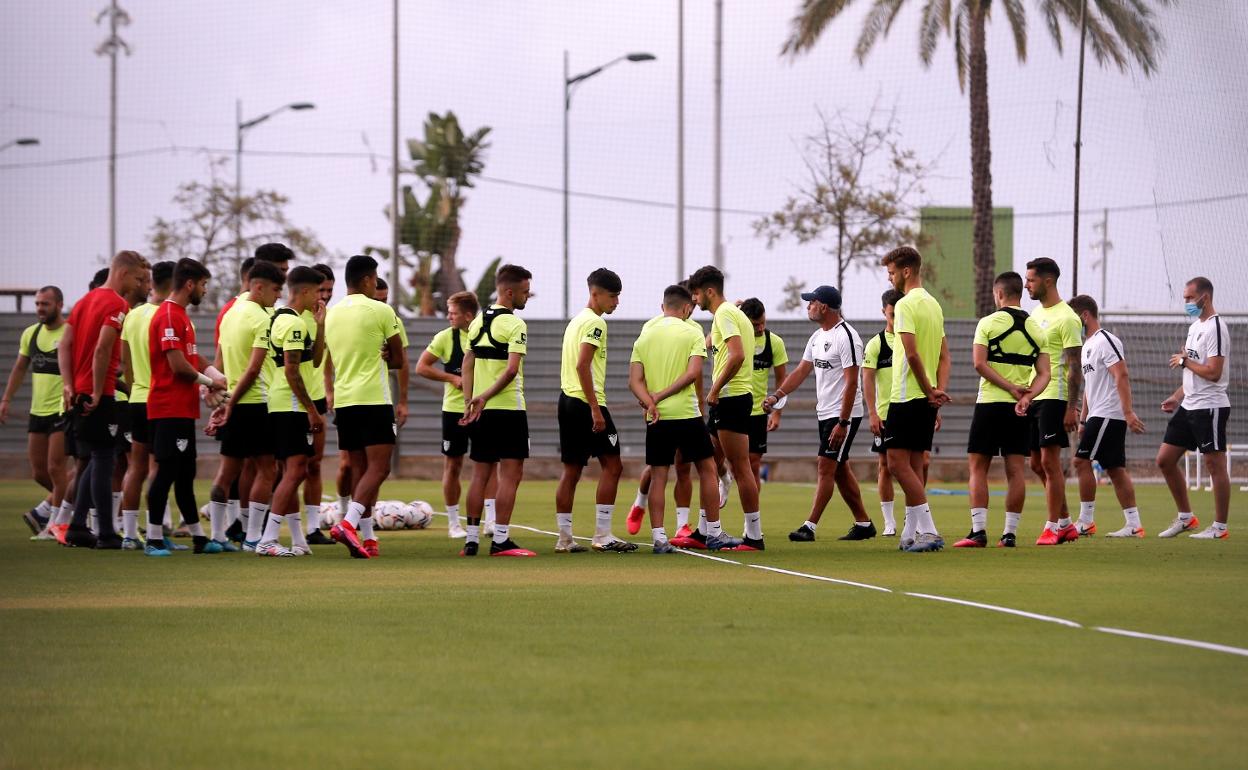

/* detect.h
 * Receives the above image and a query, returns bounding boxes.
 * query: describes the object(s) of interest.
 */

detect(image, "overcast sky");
[3,1,1246,319]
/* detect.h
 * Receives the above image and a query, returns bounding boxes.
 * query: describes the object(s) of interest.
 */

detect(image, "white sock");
[652,526,668,544]
[338,495,351,513]
[55,501,74,526]
[707,518,723,537]
[675,507,690,529]
[36,500,53,517]
[1004,512,1021,535]
[359,515,375,541]
[148,522,163,541]
[1045,520,1059,532]
[743,511,762,540]
[88,509,98,535]
[880,500,896,530]
[854,519,871,528]
[1212,521,1227,531]
[1123,506,1141,528]
[112,492,122,524]
[466,523,480,543]
[1079,501,1096,524]
[594,504,614,538]
[288,513,308,548]
[209,501,228,541]
[261,511,283,543]
[484,499,497,526]
[697,509,708,535]
[447,503,461,529]
[187,521,205,538]
[1178,511,1193,522]
[228,499,241,527]
[633,490,646,510]
[304,505,321,534]
[556,512,573,537]
[805,520,818,531]
[970,507,988,532]
[246,503,269,542]
[916,503,937,535]
[164,504,173,529]
[901,507,918,541]
[345,501,365,528]
[492,523,510,544]
[122,510,139,540]
[1057,516,1072,529]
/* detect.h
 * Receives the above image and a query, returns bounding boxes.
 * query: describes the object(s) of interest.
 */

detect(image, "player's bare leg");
[877,454,897,534]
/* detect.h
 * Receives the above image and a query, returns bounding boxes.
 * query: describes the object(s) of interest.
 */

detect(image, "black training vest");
[29,324,61,376]
[986,307,1040,366]
[269,308,313,366]
[443,328,465,376]
[752,330,774,371]
[471,306,513,361]
[875,331,893,370]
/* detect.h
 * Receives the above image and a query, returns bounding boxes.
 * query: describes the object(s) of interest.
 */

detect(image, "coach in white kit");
[1155,276,1232,539]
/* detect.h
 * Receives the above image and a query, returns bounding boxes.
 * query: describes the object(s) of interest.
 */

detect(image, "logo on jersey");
[824,342,831,351]
[590,328,602,340]
[176,438,188,452]
[1187,348,1199,360]
[518,332,528,344]
[292,330,302,340]
[1083,363,1095,374]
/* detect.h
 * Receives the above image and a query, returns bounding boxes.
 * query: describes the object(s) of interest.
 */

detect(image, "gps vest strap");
[471,307,512,361]
[269,308,312,366]
[29,324,61,376]
[752,330,774,371]
[443,328,465,375]
[875,331,893,370]
[986,307,1040,367]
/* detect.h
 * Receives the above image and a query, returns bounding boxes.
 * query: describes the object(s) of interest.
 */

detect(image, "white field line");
[431,513,1248,659]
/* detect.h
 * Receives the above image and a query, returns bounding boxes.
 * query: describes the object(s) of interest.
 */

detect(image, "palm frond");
[1093,0,1165,74]
[953,0,971,91]
[782,0,858,56]
[1000,0,1028,61]
[918,0,952,66]
[1038,0,1065,54]
[854,0,908,62]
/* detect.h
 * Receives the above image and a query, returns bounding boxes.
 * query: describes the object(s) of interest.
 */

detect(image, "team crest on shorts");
[108,423,118,436]
[392,423,398,435]
[305,433,313,445]
[124,432,132,442]
[176,438,189,452]
[608,433,618,446]
[442,440,451,451]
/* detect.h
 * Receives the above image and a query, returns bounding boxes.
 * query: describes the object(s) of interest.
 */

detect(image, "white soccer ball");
[319,501,341,529]
[403,500,434,529]
[374,501,406,531]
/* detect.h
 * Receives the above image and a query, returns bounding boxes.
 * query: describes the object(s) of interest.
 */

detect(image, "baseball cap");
[799,285,842,309]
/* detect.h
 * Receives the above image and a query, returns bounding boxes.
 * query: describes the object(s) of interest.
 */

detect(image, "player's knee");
[306,458,321,478]
[209,485,228,503]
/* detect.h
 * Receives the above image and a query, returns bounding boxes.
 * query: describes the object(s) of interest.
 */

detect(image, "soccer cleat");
[671,530,707,550]
[460,541,479,557]
[290,544,313,556]
[718,474,732,510]
[362,539,379,558]
[1159,516,1199,538]
[898,538,915,551]
[905,533,944,553]
[447,523,468,540]
[242,539,258,553]
[674,524,694,539]
[705,533,744,551]
[1190,526,1228,540]
[1106,525,1145,538]
[144,541,172,557]
[164,537,191,552]
[653,540,677,554]
[592,538,639,553]
[307,529,335,545]
[1035,527,1061,546]
[788,525,816,542]
[882,525,897,537]
[255,541,294,557]
[94,535,124,550]
[1077,521,1097,537]
[626,505,645,535]
[22,509,49,536]
[554,536,588,553]
[838,522,878,541]
[194,537,224,555]
[489,539,537,557]
[121,537,144,551]
[953,530,988,548]
[997,532,1017,548]
[31,526,57,541]
[225,521,245,545]
[1056,523,1080,544]
[727,536,765,552]
[51,523,69,546]
[482,521,495,537]
[330,522,369,559]
[64,525,97,549]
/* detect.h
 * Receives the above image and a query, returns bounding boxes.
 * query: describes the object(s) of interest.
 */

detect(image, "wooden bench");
[0,288,39,313]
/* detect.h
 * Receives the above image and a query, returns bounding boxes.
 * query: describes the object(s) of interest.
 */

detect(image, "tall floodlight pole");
[96,0,130,259]
[235,100,316,262]
[713,0,723,269]
[677,0,686,281]
[1071,0,1088,295]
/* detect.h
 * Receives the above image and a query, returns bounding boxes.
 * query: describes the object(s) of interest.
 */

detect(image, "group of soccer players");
[3,243,1234,558]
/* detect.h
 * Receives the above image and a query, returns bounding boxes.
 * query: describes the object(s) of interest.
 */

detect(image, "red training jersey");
[67,287,128,397]
[214,295,238,347]
[147,300,201,420]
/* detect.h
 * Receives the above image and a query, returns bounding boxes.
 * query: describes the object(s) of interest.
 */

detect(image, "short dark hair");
[37,285,63,304]
[1187,276,1214,296]
[881,289,903,308]
[376,277,389,291]
[496,264,532,287]
[151,260,176,291]
[90,267,110,290]
[447,290,479,315]
[687,265,725,294]
[1026,257,1061,280]
[1068,294,1098,319]
[663,284,693,309]
[248,260,284,286]
[173,258,211,287]
[313,263,335,283]
[287,265,323,287]
[881,246,922,271]
[739,297,765,321]
[587,267,622,293]
[994,271,1024,298]
[240,256,255,283]
[344,255,378,289]
[254,242,294,264]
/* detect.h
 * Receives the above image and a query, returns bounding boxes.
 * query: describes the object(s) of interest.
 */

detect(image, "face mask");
[1184,295,1204,318]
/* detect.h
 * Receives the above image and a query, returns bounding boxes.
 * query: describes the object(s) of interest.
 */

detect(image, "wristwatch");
[837,418,851,427]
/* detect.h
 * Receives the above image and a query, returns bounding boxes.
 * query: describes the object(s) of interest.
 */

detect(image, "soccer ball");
[319,501,341,529]
[403,500,434,529]
[374,501,407,531]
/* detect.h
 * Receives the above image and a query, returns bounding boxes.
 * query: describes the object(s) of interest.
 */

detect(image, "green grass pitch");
[1,478,1245,769]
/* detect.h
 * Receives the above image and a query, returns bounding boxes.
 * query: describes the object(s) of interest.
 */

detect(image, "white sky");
[2,0,1246,319]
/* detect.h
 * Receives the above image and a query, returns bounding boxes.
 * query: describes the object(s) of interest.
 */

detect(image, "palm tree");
[783,0,1169,315]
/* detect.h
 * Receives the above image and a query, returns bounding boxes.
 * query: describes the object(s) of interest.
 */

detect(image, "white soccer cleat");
[289,544,313,556]
[1106,525,1145,538]
[482,521,495,537]
[554,535,588,553]
[447,523,468,539]
[255,541,294,557]
[882,525,897,537]
[718,473,733,510]
[1158,516,1200,538]
[1189,526,1228,540]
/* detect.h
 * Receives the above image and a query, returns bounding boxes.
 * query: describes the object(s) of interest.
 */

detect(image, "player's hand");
[934,413,943,431]
[1169,353,1186,369]
[1015,394,1032,417]
[762,394,778,413]
[1008,385,1027,401]
[1161,395,1179,413]
[395,402,408,429]
[927,388,950,408]
[643,399,659,424]
[707,388,720,406]
[449,375,463,391]
[82,393,100,415]
[460,397,485,425]
[326,392,334,414]
[1125,410,1146,434]
[308,410,325,434]
[0,399,9,424]
[1063,407,1078,433]
[828,422,847,453]
[868,413,882,436]
[381,345,391,362]
[766,410,781,432]
[313,299,327,325]
[62,384,75,413]
[590,407,606,433]
[210,375,227,391]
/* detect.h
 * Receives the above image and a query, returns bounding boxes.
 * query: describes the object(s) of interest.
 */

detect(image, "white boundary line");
[434,514,1248,659]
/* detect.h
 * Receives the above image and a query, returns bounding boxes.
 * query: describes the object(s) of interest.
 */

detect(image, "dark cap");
[800,285,842,309]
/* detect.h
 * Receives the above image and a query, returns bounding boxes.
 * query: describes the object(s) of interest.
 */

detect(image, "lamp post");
[563,51,655,319]
[235,100,316,260]
[0,138,40,153]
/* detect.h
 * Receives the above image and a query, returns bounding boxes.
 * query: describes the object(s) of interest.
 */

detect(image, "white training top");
[1182,315,1231,410]
[1082,328,1126,420]
[801,320,865,421]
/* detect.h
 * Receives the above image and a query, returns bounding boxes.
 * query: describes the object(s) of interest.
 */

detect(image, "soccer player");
[862,289,901,535]
[459,264,535,557]
[324,255,408,559]
[762,285,871,542]
[301,263,336,545]
[630,284,735,553]
[955,272,1050,548]
[213,256,254,543]
[210,259,284,555]
[739,298,787,491]
[1024,257,1084,546]
[1067,295,1147,538]
[56,250,149,549]
[1155,276,1233,539]
[554,268,633,553]
[880,246,950,553]
[688,265,766,550]
[1,285,70,537]
[261,266,326,556]
[144,259,228,556]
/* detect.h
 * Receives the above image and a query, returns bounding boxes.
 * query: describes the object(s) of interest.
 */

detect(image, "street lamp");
[0,137,40,152]
[563,51,656,318]
[235,100,316,259]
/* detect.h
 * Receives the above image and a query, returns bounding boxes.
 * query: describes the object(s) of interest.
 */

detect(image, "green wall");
[919,206,1014,319]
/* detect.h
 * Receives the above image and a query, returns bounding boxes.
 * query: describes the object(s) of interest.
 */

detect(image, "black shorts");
[441,411,469,457]
[115,400,132,454]
[646,417,714,467]
[557,393,621,466]
[818,416,862,462]
[220,402,274,458]
[708,393,752,435]
[151,418,198,463]
[72,394,118,456]
[469,410,529,463]
[271,411,315,459]
[1029,399,1070,450]
[313,398,328,416]
[334,404,396,452]
[870,419,886,454]
[883,399,938,453]
[1075,416,1127,469]
[127,402,150,445]
[27,413,65,434]
[748,414,769,455]
[1162,406,1230,454]
[967,402,1031,457]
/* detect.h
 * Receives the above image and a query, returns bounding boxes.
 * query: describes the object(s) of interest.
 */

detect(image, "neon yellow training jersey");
[466,305,528,411]
[324,294,403,408]
[218,298,275,406]
[630,316,707,420]
[121,301,158,404]
[710,301,755,398]
[300,309,326,401]
[973,308,1045,404]
[1029,300,1083,402]
[862,330,894,420]
[750,330,787,416]
[268,309,314,413]
[891,287,945,404]
[425,326,470,414]
[19,322,66,417]
[560,307,608,405]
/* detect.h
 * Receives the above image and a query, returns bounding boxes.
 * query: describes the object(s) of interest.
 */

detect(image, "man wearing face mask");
[1156,276,1232,539]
